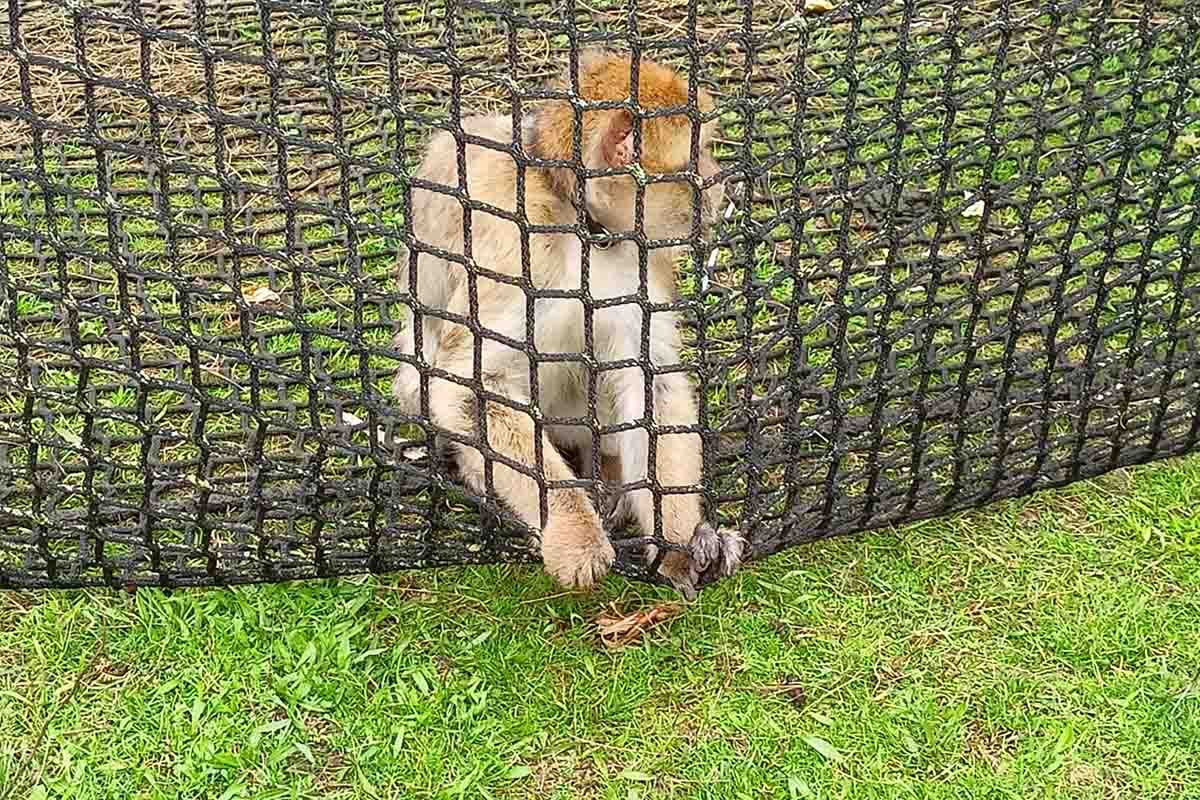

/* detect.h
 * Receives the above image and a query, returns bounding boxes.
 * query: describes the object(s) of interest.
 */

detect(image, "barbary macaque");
[391,49,743,598]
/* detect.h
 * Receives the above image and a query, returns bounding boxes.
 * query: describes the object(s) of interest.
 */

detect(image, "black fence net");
[0,0,1197,592]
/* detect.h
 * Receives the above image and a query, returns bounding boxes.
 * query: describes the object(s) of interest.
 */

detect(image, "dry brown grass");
[0,0,805,154]
[0,2,211,149]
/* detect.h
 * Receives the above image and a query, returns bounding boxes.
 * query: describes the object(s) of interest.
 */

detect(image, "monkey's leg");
[428,374,614,590]
[607,369,743,599]
[559,429,627,524]
[598,454,631,527]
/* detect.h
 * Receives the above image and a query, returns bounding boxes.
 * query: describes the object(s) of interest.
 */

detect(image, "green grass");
[2,5,1199,797]
[1,453,1198,800]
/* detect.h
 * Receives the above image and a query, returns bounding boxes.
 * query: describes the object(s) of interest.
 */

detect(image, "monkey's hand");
[540,513,615,591]
[657,523,745,601]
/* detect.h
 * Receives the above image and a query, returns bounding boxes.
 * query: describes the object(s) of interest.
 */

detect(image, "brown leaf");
[803,0,835,12]
[244,285,281,305]
[595,603,683,649]
[403,445,428,461]
[962,195,985,218]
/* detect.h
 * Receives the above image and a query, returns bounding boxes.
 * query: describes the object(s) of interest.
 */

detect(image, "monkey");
[390,49,744,599]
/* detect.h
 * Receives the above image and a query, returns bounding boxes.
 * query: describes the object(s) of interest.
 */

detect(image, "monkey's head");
[527,50,726,245]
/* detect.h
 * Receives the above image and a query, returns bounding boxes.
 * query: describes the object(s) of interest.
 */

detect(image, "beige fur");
[392,50,744,596]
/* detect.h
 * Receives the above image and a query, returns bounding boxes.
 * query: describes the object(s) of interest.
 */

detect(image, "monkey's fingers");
[650,546,698,601]
[676,523,746,595]
[672,576,699,602]
[691,524,746,591]
[601,491,633,532]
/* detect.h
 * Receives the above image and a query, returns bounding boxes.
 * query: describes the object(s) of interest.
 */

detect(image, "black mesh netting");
[1,0,1198,590]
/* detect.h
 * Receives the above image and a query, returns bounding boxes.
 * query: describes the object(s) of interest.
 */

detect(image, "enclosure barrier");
[0,0,1197,591]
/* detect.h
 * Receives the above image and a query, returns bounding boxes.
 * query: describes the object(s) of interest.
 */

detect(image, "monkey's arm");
[646,372,744,596]
[423,309,615,591]
[602,360,743,598]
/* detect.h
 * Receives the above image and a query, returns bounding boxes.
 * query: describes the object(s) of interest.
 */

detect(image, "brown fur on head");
[525,49,725,242]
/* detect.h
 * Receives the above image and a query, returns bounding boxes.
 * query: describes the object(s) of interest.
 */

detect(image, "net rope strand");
[0,0,1198,590]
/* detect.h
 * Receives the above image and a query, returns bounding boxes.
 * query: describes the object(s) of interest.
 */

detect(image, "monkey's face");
[556,71,727,246]
[589,131,726,245]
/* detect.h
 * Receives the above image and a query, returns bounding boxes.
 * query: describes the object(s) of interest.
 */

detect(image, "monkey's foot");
[601,491,634,532]
[540,515,615,591]
[657,523,745,601]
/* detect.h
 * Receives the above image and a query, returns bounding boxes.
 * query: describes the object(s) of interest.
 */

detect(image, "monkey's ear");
[599,110,635,168]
